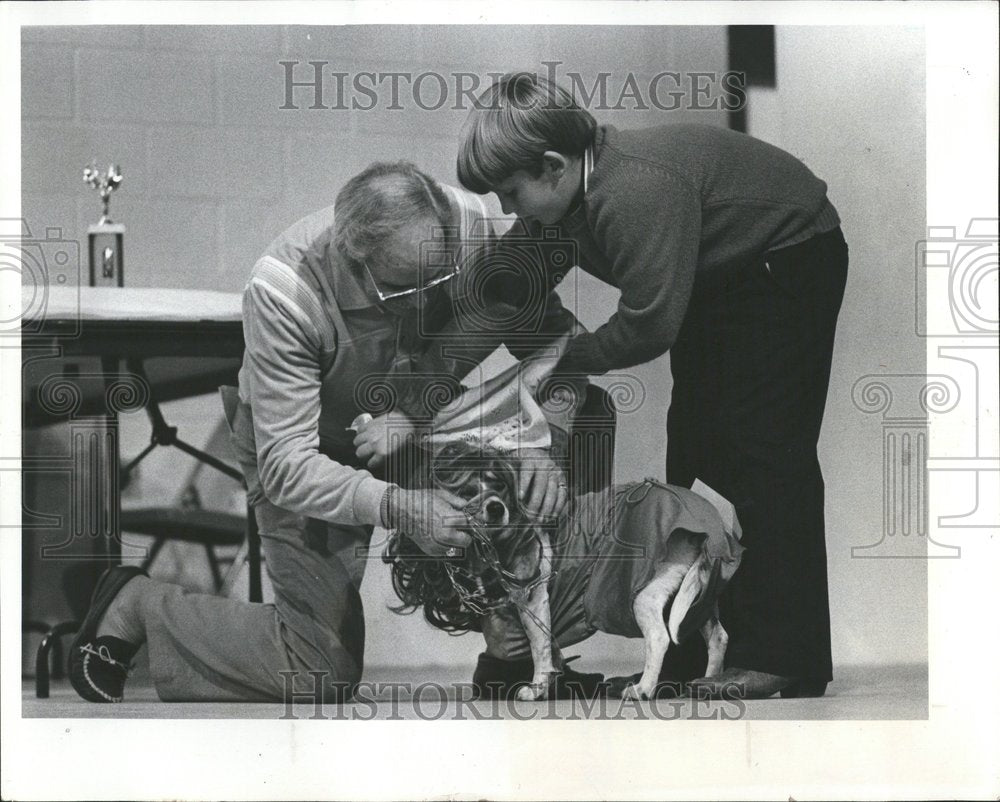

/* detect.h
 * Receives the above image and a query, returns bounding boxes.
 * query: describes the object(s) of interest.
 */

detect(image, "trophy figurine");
[83,163,125,287]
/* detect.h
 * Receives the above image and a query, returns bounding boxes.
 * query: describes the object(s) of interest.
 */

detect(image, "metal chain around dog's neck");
[442,522,553,633]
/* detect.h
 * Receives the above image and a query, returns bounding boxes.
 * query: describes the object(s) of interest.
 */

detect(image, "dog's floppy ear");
[667,557,722,645]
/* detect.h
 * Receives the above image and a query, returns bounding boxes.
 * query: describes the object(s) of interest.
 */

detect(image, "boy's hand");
[517,333,572,395]
[387,488,472,557]
[517,448,568,521]
[352,411,416,471]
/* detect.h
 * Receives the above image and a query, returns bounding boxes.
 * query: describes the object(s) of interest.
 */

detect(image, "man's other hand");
[353,411,416,471]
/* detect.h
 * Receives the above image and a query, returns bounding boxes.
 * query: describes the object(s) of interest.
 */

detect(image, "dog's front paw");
[516,682,549,702]
[621,681,654,701]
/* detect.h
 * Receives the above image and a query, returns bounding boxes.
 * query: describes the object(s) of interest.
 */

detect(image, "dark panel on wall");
[727,25,776,132]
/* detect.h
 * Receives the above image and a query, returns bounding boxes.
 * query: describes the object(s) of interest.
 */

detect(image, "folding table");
[21,286,257,696]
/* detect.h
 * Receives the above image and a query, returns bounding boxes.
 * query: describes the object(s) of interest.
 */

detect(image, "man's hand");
[353,411,416,471]
[387,487,473,557]
[517,448,568,521]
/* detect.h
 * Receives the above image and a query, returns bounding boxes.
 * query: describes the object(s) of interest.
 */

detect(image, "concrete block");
[22,25,145,48]
[123,198,220,289]
[219,199,294,288]
[21,45,74,119]
[421,25,549,73]
[282,25,426,63]
[77,48,214,124]
[143,25,282,53]
[148,127,283,199]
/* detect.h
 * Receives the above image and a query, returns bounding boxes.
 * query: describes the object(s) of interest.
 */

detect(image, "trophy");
[83,163,125,287]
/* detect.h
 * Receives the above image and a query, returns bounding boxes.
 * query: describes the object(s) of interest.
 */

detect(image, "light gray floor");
[23,662,926,720]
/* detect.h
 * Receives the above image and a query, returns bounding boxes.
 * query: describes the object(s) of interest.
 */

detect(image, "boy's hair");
[334,160,451,265]
[457,72,597,194]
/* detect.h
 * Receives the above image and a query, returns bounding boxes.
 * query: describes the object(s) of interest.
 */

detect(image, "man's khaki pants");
[137,392,370,702]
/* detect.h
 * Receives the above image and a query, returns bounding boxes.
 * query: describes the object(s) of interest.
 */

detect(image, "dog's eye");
[458,486,478,500]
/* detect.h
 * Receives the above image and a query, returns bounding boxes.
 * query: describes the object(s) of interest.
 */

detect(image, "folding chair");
[117,383,262,601]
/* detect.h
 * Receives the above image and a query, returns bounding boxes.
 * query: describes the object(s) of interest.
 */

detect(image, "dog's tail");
[666,550,721,645]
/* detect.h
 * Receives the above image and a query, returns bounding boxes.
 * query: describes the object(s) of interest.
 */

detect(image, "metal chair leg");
[247,503,262,603]
[36,621,80,698]
[219,538,250,597]
[204,543,223,591]
[140,537,166,573]
[25,620,69,680]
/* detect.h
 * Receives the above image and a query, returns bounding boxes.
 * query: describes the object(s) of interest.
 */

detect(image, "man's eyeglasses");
[364,259,461,302]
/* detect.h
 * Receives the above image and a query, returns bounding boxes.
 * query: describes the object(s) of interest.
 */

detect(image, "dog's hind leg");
[623,565,688,700]
[700,605,728,677]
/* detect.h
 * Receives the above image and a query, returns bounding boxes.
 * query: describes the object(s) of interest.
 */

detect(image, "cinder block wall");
[22,25,727,291]
[19,25,734,671]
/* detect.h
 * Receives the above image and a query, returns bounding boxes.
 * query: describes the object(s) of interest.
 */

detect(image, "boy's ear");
[541,150,570,179]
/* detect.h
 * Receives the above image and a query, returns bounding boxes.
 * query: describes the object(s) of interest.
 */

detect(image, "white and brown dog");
[384,443,744,701]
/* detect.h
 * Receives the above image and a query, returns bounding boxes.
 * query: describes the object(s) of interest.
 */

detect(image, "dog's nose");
[484,499,507,524]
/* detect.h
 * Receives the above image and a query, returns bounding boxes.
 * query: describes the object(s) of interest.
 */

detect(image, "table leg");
[100,355,123,564]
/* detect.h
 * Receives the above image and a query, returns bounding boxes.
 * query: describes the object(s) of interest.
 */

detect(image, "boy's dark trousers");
[665,227,849,684]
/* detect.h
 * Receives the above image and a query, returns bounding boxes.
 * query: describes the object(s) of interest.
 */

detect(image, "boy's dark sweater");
[501,123,841,376]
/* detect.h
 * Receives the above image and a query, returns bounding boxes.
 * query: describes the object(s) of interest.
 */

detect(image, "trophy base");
[88,223,125,287]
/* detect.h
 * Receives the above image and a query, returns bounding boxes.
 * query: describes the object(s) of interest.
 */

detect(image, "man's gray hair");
[334,161,452,265]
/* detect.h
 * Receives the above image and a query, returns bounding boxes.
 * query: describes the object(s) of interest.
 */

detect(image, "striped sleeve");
[241,257,387,527]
